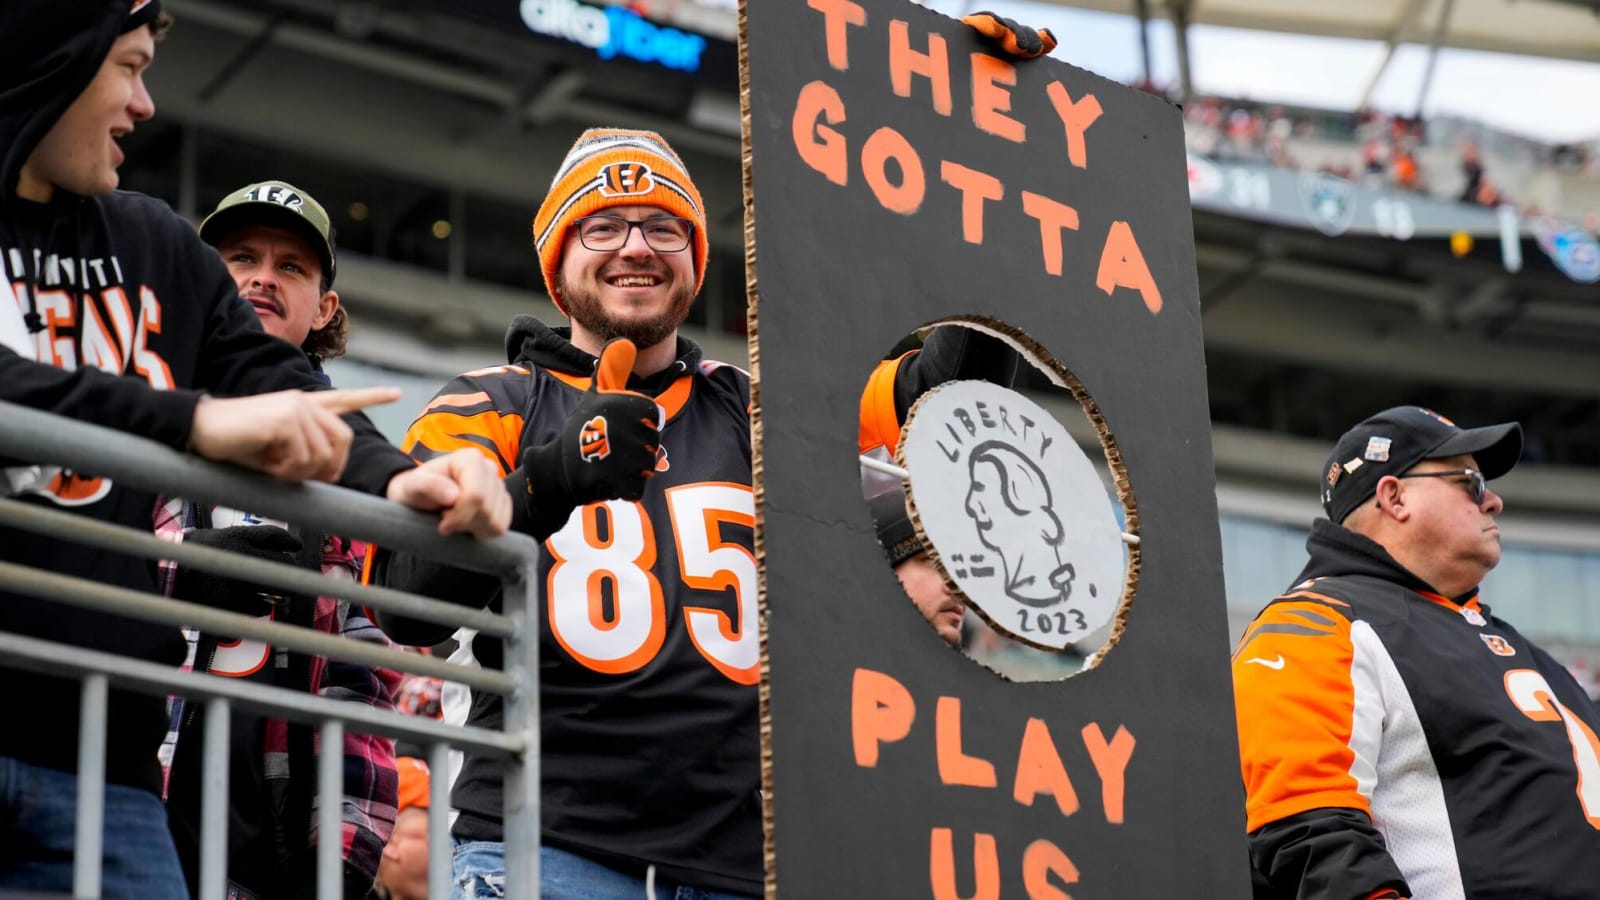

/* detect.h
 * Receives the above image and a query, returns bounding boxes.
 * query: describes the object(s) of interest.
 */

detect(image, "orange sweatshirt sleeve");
[858,352,913,457]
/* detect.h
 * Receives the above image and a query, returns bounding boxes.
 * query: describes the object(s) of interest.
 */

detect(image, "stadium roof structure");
[1038,0,1600,62]
[145,0,1600,471]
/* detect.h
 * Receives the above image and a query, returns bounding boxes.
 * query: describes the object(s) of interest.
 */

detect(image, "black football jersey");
[404,319,760,893]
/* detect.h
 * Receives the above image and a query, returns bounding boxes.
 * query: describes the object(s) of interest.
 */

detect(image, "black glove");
[963,11,1057,59]
[894,326,1022,421]
[512,338,662,540]
[173,525,302,615]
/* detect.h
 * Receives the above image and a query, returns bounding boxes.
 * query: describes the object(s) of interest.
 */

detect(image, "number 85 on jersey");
[545,483,759,685]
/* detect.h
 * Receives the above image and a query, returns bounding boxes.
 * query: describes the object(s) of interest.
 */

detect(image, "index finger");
[311,386,404,415]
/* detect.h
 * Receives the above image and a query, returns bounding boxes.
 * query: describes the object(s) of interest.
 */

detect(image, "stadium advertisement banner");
[399,0,738,83]
[1186,153,1600,283]
[1185,152,1506,240]
[746,0,1250,896]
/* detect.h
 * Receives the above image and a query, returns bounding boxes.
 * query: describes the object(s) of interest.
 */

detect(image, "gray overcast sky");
[915,0,1600,144]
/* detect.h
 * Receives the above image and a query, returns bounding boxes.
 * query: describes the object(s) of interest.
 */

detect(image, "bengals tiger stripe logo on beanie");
[533,128,709,314]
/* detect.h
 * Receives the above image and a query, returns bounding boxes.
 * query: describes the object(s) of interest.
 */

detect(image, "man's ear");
[313,290,340,330]
[1374,477,1408,521]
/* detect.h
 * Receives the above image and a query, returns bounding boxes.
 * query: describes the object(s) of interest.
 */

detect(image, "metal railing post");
[199,698,232,899]
[501,563,541,900]
[318,720,345,899]
[428,741,453,900]
[72,674,108,900]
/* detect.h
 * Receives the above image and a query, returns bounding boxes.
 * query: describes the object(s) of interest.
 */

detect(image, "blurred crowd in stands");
[1181,95,1600,229]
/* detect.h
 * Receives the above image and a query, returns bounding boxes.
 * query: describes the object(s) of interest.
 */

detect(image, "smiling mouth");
[605,273,663,288]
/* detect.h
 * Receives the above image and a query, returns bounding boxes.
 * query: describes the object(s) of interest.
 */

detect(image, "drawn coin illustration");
[899,380,1124,650]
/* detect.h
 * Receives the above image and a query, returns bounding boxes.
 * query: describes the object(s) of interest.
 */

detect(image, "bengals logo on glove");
[580,416,611,461]
[516,339,661,539]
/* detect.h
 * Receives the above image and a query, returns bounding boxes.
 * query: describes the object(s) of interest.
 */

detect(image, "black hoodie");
[0,0,413,795]
[1290,518,1446,596]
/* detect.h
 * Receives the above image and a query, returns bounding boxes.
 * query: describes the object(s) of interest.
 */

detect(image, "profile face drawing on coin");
[900,379,1127,651]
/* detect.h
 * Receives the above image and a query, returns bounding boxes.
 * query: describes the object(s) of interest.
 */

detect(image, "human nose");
[130,76,155,122]
[616,223,656,259]
[1482,487,1504,516]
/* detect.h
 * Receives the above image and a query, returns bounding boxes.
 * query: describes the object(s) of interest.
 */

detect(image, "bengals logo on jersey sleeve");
[1480,634,1517,657]
[598,162,656,197]
[580,416,611,462]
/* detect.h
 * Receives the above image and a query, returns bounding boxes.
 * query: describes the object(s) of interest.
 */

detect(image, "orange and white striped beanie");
[533,128,709,314]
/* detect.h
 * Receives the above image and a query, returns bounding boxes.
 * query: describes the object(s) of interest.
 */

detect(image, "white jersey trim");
[1353,621,1467,900]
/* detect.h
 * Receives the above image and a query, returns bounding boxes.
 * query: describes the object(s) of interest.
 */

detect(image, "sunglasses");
[1394,468,1488,505]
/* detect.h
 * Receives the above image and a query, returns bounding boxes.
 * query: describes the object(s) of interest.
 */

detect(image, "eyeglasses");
[1394,468,1488,505]
[573,215,694,253]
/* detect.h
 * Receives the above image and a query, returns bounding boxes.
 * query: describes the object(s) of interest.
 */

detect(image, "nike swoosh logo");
[1244,655,1286,670]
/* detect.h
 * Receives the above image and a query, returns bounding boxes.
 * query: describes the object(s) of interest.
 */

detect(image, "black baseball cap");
[199,180,337,286]
[869,488,924,567]
[1321,406,1523,524]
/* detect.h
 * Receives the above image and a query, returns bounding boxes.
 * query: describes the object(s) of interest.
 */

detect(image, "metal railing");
[0,400,541,899]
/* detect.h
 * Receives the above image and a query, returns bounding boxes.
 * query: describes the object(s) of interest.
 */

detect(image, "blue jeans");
[0,756,187,899]
[452,837,756,900]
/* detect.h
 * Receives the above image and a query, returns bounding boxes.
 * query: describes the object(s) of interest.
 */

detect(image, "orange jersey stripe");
[403,408,525,477]
[1416,589,1481,616]
[1278,589,1351,608]
[1234,599,1372,831]
[652,375,693,423]
[546,369,589,392]
[423,391,493,413]
[547,370,696,424]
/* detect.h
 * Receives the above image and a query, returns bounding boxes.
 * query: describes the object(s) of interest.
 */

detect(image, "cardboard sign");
[742,0,1250,895]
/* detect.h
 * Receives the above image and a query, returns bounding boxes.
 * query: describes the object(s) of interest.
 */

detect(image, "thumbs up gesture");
[516,339,663,538]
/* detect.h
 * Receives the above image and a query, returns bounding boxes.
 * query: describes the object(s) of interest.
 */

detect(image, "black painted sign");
[745,0,1251,895]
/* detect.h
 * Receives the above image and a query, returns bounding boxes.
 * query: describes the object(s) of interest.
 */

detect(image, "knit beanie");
[533,128,709,315]
[394,756,430,812]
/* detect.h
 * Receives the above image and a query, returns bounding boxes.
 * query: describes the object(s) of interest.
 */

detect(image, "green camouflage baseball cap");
[199,180,337,286]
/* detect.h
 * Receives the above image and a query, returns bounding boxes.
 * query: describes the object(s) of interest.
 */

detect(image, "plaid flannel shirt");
[155,497,401,888]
